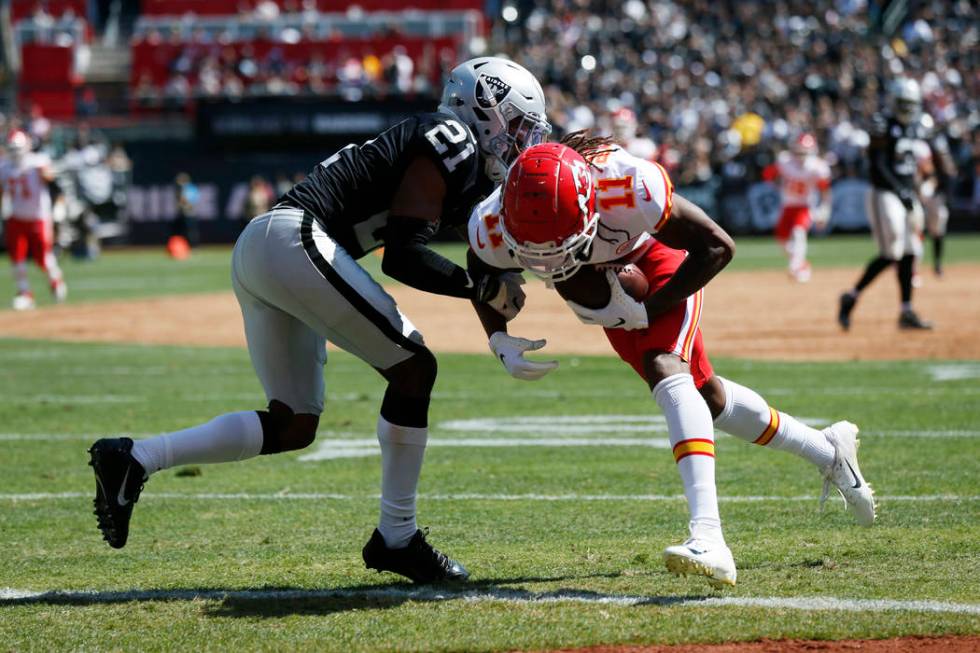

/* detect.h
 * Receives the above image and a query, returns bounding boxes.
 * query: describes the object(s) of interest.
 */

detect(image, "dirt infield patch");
[1,264,978,360]
[531,635,980,653]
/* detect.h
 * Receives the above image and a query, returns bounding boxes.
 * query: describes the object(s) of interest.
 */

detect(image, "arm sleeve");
[381,215,475,299]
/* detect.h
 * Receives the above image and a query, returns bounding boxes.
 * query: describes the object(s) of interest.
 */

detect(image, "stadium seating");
[140,1,482,15]
[130,36,458,88]
[13,1,85,119]
[10,0,87,22]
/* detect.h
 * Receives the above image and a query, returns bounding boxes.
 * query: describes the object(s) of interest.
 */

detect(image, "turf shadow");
[0,572,708,619]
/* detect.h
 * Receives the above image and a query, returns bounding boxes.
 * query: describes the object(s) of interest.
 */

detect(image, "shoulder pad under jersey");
[466,189,516,270]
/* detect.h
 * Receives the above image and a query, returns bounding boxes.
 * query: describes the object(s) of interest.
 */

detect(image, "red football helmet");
[500,142,597,281]
[7,130,30,162]
[792,132,817,156]
[610,107,638,141]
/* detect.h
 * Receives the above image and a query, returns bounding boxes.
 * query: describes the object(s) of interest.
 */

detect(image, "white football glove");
[488,331,559,381]
[484,272,526,321]
[565,269,649,331]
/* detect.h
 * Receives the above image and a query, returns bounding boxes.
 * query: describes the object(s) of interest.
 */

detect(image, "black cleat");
[899,309,933,330]
[838,292,856,331]
[88,437,147,549]
[362,528,469,584]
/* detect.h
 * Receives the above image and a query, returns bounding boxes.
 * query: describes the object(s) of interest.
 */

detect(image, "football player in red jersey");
[762,133,832,282]
[0,130,67,309]
[467,138,876,588]
[610,107,658,163]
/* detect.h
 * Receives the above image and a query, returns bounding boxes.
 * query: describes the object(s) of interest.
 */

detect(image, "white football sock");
[790,225,808,270]
[376,416,427,549]
[43,251,64,285]
[712,377,835,469]
[13,262,30,295]
[653,373,723,544]
[131,411,264,475]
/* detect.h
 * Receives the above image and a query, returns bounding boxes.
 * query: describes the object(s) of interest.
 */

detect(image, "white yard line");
[1,492,976,503]
[0,586,977,615]
[4,426,978,443]
[863,429,980,438]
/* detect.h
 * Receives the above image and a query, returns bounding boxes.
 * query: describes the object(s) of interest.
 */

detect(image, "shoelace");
[415,528,452,570]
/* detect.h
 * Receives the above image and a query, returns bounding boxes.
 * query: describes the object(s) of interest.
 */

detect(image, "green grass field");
[1,235,979,651]
[7,233,980,306]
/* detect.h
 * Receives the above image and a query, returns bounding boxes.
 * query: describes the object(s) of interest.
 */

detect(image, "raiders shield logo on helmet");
[476,74,511,109]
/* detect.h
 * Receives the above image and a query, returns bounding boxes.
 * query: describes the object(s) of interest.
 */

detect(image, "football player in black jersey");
[838,78,936,331]
[86,57,550,583]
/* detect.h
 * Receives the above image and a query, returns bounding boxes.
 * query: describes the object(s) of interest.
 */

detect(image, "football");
[554,263,650,309]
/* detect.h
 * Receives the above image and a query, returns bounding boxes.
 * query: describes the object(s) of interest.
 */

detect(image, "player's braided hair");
[559,130,616,167]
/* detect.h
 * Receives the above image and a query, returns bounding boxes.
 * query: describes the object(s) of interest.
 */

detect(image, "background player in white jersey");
[610,107,657,162]
[467,137,875,588]
[762,133,831,282]
[0,130,67,310]
[912,115,957,278]
[86,57,545,584]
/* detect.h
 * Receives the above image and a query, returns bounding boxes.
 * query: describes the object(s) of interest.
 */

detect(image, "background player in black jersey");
[86,57,550,584]
[838,78,937,331]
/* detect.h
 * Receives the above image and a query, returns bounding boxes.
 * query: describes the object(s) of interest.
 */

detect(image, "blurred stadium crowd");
[2,0,979,247]
[493,1,977,201]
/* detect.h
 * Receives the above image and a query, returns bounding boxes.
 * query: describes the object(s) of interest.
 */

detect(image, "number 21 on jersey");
[425,119,475,173]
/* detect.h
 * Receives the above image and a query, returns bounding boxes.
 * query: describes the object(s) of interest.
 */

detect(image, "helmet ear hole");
[439,57,550,182]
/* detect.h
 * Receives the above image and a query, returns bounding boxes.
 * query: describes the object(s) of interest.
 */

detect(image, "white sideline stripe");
[297,437,673,460]
[1,492,976,503]
[0,586,976,615]
[927,363,980,382]
[322,438,673,448]
[863,429,980,438]
[5,428,979,443]
[761,387,980,397]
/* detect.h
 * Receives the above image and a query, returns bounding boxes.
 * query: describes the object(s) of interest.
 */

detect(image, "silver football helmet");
[440,57,551,182]
[889,77,922,125]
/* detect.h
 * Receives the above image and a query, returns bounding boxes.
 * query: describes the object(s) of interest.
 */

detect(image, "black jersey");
[867,112,930,193]
[279,111,492,259]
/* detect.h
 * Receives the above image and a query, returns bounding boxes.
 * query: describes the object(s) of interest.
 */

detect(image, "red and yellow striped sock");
[753,407,780,446]
[672,438,716,462]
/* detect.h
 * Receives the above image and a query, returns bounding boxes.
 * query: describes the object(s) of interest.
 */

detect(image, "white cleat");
[12,293,35,311]
[821,421,876,526]
[790,262,812,283]
[663,539,737,588]
[53,281,68,303]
